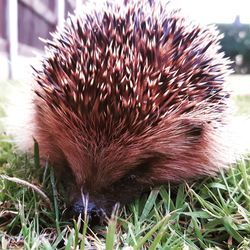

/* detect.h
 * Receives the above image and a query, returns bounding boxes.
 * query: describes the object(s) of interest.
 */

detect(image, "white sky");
[174,0,250,24]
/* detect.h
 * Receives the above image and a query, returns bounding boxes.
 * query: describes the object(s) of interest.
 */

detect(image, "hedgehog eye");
[129,154,164,177]
[129,174,137,180]
[122,163,150,183]
[120,173,137,183]
[126,174,137,181]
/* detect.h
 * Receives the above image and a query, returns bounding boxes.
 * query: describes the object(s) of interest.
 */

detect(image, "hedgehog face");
[45,134,163,222]
[30,0,231,222]
[60,142,172,222]
[34,111,224,221]
[71,171,148,224]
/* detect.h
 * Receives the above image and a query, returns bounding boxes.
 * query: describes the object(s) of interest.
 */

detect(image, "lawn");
[0,78,250,249]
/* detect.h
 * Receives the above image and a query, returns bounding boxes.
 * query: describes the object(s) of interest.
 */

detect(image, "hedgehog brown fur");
[13,0,234,219]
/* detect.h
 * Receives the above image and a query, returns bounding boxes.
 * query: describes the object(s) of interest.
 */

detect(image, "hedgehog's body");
[11,0,234,218]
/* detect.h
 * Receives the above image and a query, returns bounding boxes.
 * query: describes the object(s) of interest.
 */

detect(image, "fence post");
[76,0,82,10]
[7,0,18,79]
[57,0,65,29]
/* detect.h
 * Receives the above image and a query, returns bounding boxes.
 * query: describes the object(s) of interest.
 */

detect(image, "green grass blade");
[33,139,40,169]
[133,214,171,250]
[80,216,89,250]
[140,189,159,221]
[49,167,61,234]
[105,205,118,250]
[223,216,244,243]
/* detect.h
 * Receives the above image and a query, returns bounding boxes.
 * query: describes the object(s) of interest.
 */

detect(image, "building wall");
[0,0,79,80]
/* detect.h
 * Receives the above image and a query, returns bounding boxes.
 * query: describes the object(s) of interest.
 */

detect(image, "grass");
[233,96,250,117]
[0,79,250,249]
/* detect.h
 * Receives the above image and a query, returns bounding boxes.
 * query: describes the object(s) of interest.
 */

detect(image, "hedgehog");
[8,0,239,223]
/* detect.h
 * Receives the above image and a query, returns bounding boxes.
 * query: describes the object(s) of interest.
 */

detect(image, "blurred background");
[0,0,250,95]
[0,0,83,80]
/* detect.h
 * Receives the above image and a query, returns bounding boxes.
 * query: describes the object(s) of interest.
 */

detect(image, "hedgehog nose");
[87,203,105,225]
[72,200,105,225]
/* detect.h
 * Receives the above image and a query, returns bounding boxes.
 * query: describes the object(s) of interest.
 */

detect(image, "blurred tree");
[218,17,250,74]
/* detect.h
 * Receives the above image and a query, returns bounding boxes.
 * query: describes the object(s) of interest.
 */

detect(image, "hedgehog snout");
[72,198,106,225]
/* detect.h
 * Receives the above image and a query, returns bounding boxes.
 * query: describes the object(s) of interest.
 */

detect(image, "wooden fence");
[0,0,82,80]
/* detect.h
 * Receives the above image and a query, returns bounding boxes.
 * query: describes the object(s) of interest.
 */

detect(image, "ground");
[0,76,250,249]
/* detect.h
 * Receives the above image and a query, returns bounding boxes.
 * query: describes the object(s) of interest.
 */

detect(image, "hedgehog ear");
[187,124,203,138]
[184,122,204,143]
